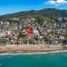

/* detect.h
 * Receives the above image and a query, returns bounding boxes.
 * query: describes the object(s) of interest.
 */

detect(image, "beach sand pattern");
[0,44,66,53]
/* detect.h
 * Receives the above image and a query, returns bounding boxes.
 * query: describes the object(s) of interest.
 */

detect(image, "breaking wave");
[0,50,67,56]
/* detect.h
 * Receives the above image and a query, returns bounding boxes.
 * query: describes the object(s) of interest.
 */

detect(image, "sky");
[0,0,67,15]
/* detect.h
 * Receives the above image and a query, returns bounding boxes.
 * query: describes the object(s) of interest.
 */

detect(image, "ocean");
[0,52,67,67]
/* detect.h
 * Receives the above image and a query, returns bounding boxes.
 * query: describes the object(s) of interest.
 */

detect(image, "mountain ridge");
[0,8,67,20]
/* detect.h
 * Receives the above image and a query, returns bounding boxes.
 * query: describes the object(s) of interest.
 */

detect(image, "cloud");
[45,0,67,6]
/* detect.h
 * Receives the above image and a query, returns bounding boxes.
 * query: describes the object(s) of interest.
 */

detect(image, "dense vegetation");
[0,8,67,21]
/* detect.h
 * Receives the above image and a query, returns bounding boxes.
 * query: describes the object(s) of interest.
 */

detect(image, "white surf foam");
[0,50,67,56]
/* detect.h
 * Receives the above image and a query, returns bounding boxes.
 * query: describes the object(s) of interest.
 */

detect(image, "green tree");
[0,39,6,44]
[17,32,25,39]
[64,33,67,38]
[35,16,44,26]
[43,36,48,43]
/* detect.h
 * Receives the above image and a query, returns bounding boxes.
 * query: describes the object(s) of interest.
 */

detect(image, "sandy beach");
[0,44,66,53]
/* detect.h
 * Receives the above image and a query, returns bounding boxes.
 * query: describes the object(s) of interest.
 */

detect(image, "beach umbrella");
[25,26,32,35]
[33,29,39,36]
[18,28,22,33]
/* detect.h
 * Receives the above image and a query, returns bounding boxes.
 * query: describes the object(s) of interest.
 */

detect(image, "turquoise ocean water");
[0,52,67,67]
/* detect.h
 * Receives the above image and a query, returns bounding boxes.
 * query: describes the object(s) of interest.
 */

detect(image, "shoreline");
[0,50,67,56]
[0,44,67,54]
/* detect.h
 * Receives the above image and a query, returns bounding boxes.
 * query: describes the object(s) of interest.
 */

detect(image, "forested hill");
[0,8,67,20]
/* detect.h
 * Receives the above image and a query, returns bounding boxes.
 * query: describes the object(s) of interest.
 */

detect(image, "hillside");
[0,8,67,20]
